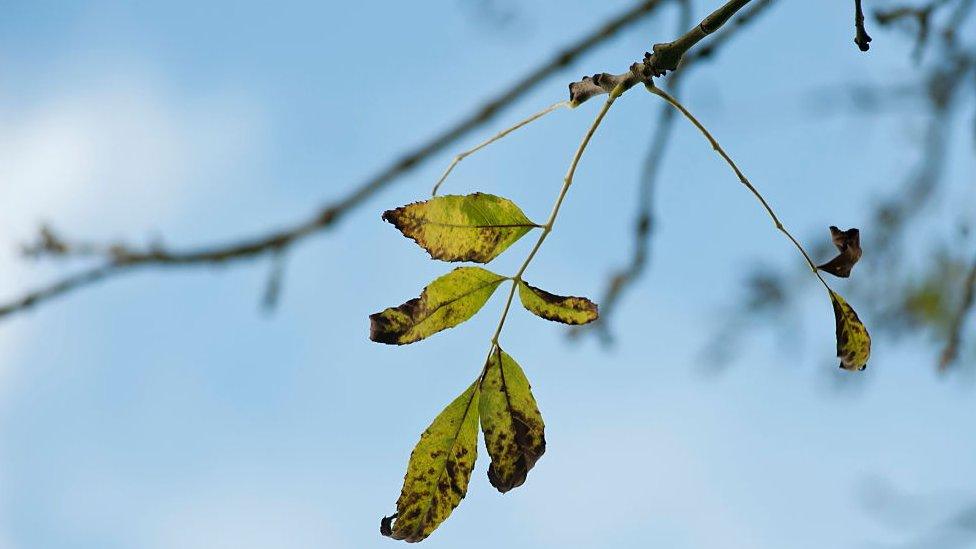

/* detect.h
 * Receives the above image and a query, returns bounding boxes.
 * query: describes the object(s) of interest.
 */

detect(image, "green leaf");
[382,193,539,263]
[830,291,871,371]
[370,267,506,345]
[382,382,481,542]
[479,348,546,493]
[517,280,598,325]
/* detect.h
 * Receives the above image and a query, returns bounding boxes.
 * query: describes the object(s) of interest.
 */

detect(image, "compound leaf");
[517,280,598,325]
[479,348,546,493]
[830,291,871,371]
[382,382,481,542]
[382,193,538,263]
[370,267,506,345]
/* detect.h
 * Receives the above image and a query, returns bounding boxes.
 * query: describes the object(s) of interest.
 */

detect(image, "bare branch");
[681,0,778,65]
[854,0,873,51]
[569,0,758,106]
[1,0,672,320]
[0,265,118,318]
[642,0,754,76]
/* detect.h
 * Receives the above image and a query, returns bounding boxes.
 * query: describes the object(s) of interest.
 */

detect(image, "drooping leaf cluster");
[370,79,876,541]
[370,193,597,541]
[817,226,871,371]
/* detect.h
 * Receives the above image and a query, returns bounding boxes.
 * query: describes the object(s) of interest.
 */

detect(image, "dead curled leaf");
[817,226,862,278]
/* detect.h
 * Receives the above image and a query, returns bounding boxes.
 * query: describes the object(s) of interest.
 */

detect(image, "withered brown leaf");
[817,226,862,278]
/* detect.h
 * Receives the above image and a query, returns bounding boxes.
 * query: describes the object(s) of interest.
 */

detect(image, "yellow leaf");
[383,382,481,542]
[370,267,506,345]
[382,193,539,263]
[830,291,871,371]
[479,348,546,493]
[517,280,598,325]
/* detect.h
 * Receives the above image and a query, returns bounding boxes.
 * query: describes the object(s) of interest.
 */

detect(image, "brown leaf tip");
[380,513,397,537]
[368,304,414,346]
[521,281,598,325]
[486,423,546,494]
[381,205,410,231]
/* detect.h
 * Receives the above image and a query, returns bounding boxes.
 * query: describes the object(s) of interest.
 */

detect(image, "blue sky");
[1,1,974,548]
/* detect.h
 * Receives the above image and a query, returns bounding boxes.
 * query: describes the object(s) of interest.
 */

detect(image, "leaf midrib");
[402,216,540,230]
[408,385,478,540]
[406,278,504,338]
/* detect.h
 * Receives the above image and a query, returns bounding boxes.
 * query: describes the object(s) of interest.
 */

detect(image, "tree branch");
[854,0,873,51]
[568,0,755,106]
[1,0,672,320]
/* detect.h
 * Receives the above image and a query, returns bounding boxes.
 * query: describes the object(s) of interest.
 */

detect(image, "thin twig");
[574,0,781,344]
[570,0,693,343]
[1,0,670,321]
[577,92,678,344]
[644,82,832,293]
[569,0,757,106]
[431,100,569,196]
[482,87,623,371]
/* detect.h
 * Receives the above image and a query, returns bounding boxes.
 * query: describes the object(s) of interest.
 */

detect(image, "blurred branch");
[572,0,778,343]
[0,0,673,320]
[861,477,976,548]
[569,0,692,344]
[705,0,976,372]
[940,251,976,370]
[874,0,972,59]
[574,94,680,344]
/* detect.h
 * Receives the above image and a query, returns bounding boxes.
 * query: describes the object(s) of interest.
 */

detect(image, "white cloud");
[0,71,266,346]
[0,75,264,238]
[44,467,340,549]
[0,72,267,548]
[146,482,339,549]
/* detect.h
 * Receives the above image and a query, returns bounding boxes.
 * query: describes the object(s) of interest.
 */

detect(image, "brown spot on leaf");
[369,267,505,345]
[831,292,871,371]
[385,382,480,542]
[517,281,598,325]
[479,348,546,494]
[382,193,536,263]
